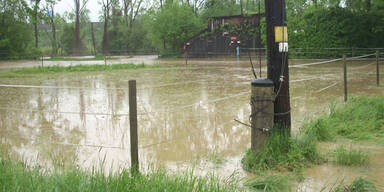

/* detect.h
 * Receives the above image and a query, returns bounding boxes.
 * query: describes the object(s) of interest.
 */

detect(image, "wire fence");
[0,49,382,167]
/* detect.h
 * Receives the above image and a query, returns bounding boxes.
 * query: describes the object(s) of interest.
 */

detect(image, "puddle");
[0,58,383,189]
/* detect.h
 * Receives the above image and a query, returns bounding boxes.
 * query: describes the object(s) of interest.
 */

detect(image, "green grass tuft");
[5,63,153,74]
[0,157,241,192]
[242,130,321,172]
[245,174,292,192]
[329,177,378,192]
[47,55,120,61]
[332,146,369,166]
[304,96,384,142]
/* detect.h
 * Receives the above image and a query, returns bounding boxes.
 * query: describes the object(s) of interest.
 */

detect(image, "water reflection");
[0,59,383,187]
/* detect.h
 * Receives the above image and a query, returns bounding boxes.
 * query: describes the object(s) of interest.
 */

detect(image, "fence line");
[289,53,376,68]
[315,82,339,93]
[0,91,250,117]
[290,58,343,68]
[2,119,237,151]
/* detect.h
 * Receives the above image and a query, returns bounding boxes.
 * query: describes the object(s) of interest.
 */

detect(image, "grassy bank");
[47,55,121,61]
[0,157,240,192]
[0,64,160,78]
[305,96,384,142]
[242,131,321,172]
[242,96,383,172]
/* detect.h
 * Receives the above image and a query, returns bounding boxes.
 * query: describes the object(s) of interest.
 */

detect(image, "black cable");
[249,50,258,79]
[258,0,262,78]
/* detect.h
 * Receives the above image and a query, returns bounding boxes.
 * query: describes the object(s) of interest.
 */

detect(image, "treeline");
[0,0,383,60]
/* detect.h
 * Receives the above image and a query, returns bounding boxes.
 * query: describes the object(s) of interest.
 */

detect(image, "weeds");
[242,130,321,172]
[47,55,120,61]
[304,96,384,142]
[245,174,292,192]
[7,63,151,74]
[331,146,369,166]
[0,157,241,192]
[328,177,378,192]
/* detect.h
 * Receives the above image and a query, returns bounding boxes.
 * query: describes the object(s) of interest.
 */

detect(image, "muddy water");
[0,58,383,190]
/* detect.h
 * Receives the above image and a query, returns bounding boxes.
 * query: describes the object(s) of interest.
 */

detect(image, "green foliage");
[332,146,369,166]
[330,177,378,192]
[242,130,320,172]
[48,55,119,61]
[287,1,384,51]
[200,0,241,21]
[60,23,76,55]
[245,175,292,192]
[5,63,150,74]
[147,3,204,52]
[0,157,241,192]
[304,96,384,142]
[0,0,39,59]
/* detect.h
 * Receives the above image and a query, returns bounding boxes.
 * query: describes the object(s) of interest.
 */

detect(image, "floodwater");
[0,56,383,191]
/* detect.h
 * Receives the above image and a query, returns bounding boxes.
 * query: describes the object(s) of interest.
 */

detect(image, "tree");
[148,3,203,52]
[100,0,112,54]
[73,0,88,55]
[0,0,36,59]
[31,0,41,48]
[43,0,58,55]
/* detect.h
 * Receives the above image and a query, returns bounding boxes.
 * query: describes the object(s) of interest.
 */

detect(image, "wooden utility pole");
[129,80,139,172]
[343,55,348,102]
[265,0,291,130]
[377,51,380,86]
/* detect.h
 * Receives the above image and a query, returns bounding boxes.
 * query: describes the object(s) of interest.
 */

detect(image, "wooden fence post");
[250,78,274,152]
[129,80,139,172]
[377,51,380,86]
[343,55,348,102]
[41,55,44,67]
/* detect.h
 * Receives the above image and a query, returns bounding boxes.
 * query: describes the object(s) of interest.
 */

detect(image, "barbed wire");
[289,53,376,68]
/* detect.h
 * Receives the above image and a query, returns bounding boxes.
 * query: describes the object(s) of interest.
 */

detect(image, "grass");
[242,130,321,172]
[0,63,157,76]
[0,157,241,192]
[331,146,369,166]
[47,55,120,61]
[245,174,293,192]
[327,177,378,192]
[304,96,384,142]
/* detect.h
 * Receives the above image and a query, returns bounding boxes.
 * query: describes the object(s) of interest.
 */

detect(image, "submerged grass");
[245,174,293,192]
[0,63,160,77]
[0,157,241,192]
[304,96,384,142]
[242,130,321,172]
[331,146,369,166]
[327,177,378,192]
[47,55,120,61]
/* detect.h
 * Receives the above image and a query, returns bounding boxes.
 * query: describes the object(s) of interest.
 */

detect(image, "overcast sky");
[55,0,102,22]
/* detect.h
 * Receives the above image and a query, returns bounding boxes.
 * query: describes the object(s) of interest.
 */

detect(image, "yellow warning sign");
[275,26,288,42]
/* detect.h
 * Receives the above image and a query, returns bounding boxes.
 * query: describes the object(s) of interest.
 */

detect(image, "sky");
[55,0,102,22]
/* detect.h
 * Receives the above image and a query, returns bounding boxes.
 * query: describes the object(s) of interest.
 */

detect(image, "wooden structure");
[183,14,264,58]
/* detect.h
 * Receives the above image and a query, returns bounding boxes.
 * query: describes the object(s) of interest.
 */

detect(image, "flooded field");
[0,57,383,191]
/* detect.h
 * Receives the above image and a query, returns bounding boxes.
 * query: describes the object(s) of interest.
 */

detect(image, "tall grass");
[242,130,321,171]
[0,157,241,192]
[332,146,369,166]
[327,177,378,192]
[304,96,384,142]
[245,174,292,192]
[6,63,152,74]
[47,55,119,61]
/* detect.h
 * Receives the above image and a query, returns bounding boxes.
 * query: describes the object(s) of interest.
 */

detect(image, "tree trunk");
[102,16,109,55]
[74,0,83,55]
[34,0,40,49]
[51,6,57,55]
[91,22,97,55]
